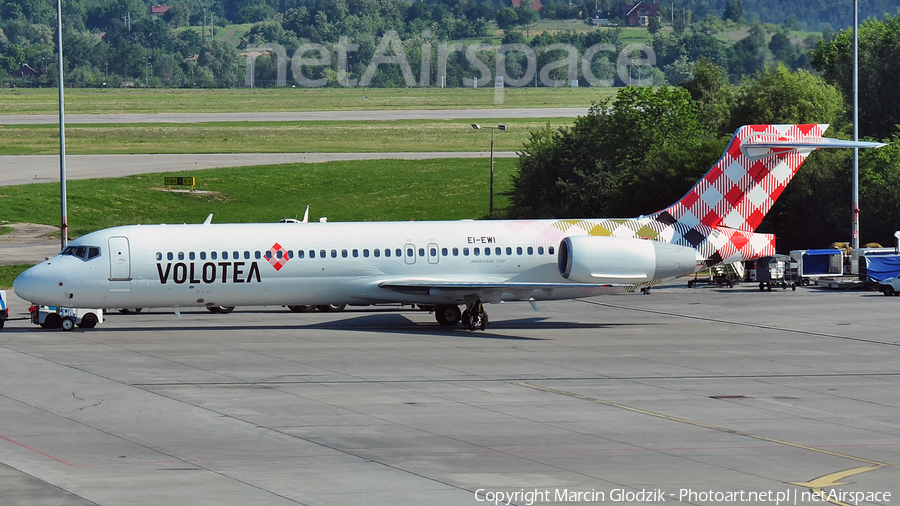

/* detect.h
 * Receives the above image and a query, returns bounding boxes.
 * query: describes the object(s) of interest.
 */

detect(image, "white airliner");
[14,124,884,328]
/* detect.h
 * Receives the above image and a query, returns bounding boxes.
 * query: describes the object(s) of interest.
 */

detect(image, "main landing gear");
[433,301,488,331]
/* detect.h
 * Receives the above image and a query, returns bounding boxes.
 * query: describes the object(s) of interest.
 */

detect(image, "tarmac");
[1,283,897,505]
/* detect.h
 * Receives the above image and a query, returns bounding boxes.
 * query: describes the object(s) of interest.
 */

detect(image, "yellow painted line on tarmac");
[516,382,890,467]
[791,466,885,506]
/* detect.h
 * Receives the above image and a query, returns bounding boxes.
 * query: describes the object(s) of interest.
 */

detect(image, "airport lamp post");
[471,124,506,216]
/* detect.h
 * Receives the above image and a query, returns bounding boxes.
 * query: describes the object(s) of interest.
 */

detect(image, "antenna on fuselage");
[203,214,213,225]
[302,205,309,223]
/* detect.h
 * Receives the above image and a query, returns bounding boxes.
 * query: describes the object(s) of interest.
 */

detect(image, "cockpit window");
[62,245,101,261]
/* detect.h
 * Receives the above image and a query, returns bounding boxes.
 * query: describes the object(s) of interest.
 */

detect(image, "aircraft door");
[108,236,132,280]
[427,243,439,264]
[404,243,416,265]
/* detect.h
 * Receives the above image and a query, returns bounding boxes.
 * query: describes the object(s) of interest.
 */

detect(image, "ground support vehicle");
[0,290,7,329]
[879,276,900,296]
[789,249,843,286]
[30,306,104,330]
[756,255,798,291]
[687,263,743,288]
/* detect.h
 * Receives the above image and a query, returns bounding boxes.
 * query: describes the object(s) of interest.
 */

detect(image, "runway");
[0,284,897,505]
[0,152,517,187]
[0,108,589,125]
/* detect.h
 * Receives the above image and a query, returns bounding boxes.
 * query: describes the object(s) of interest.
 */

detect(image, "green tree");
[727,64,845,132]
[679,58,733,133]
[729,24,768,79]
[647,16,661,34]
[859,140,900,247]
[509,87,717,219]
[812,13,900,139]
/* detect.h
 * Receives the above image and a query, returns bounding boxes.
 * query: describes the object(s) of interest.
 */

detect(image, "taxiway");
[0,284,897,505]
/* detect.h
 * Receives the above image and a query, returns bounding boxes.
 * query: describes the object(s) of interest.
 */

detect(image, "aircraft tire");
[217,306,235,314]
[42,313,62,329]
[118,308,142,314]
[288,305,317,313]
[60,317,76,331]
[317,304,346,312]
[78,313,98,329]
[478,312,488,330]
[435,305,462,326]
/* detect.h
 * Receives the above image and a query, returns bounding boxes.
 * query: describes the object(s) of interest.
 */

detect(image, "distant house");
[621,2,659,27]
[510,0,542,11]
[151,5,172,18]
[12,64,41,82]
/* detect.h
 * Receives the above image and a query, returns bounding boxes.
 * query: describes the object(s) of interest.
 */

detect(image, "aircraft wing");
[378,279,629,299]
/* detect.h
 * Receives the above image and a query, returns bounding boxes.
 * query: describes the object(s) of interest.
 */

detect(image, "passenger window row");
[155,246,555,262]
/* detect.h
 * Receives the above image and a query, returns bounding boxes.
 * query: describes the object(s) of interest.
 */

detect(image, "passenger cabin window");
[463,248,469,256]
[178,252,185,260]
[474,248,480,256]
[527,247,534,255]
[538,246,545,255]
[385,249,391,258]
[211,251,217,260]
[309,250,316,258]
[244,251,251,260]
[200,251,206,260]
[189,252,195,260]
[298,250,305,259]
[374,249,381,257]
[506,247,512,255]
[156,252,163,261]
[516,247,523,255]
[395,248,402,257]
[441,247,447,256]
[342,249,348,258]
[453,248,459,256]
[363,249,370,258]
[168,252,174,261]
[484,248,490,256]
[549,246,555,255]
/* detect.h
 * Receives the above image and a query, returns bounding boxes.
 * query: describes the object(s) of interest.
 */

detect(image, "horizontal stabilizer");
[743,135,887,160]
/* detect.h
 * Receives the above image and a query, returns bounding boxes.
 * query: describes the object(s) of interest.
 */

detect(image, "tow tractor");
[0,290,7,329]
[0,289,38,329]
[30,305,104,330]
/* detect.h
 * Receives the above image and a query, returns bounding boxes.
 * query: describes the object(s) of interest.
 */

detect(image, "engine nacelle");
[558,236,700,284]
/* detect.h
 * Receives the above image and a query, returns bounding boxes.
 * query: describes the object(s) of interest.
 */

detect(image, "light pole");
[471,124,506,216]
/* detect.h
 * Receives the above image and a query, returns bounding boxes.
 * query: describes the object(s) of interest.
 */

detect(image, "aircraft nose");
[13,266,35,301]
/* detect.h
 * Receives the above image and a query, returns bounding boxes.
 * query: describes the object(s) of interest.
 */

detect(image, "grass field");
[0,265,32,289]
[0,87,616,115]
[0,118,571,155]
[0,157,519,238]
